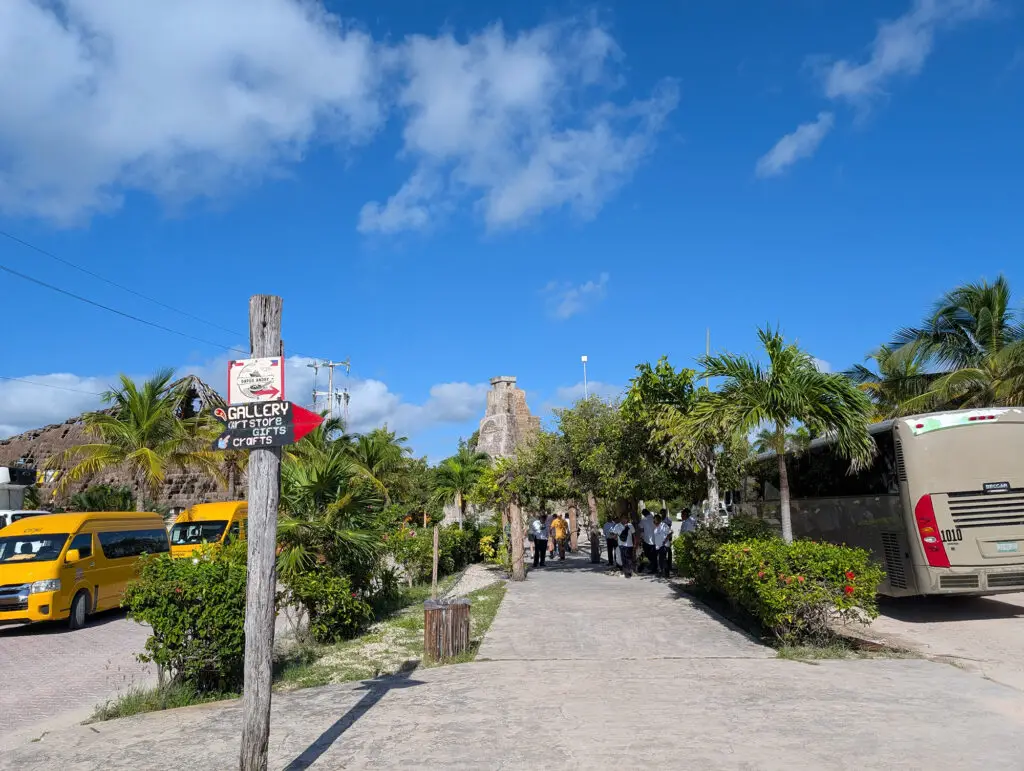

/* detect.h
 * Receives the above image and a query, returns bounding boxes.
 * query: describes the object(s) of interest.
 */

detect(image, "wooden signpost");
[215,296,322,771]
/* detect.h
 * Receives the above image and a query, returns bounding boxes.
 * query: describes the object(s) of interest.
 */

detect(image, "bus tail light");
[915,494,950,568]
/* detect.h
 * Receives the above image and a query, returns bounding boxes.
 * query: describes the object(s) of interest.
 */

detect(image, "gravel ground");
[445,563,505,598]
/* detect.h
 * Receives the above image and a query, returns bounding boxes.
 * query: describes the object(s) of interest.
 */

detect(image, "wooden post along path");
[239,295,283,771]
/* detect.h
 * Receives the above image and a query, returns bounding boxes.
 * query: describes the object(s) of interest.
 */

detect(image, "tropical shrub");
[440,524,479,570]
[123,542,247,692]
[711,539,884,642]
[675,514,774,587]
[280,566,374,644]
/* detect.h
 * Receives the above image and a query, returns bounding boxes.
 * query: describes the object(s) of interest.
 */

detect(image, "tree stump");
[423,598,471,662]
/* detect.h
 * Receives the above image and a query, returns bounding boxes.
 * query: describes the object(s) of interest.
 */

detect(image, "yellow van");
[0,511,169,629]
[169,501,247,558]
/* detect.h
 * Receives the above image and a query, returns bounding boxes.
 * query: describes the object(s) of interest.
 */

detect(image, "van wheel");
[68,591,89,630]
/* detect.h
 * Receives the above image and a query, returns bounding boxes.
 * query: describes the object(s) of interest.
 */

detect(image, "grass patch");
[276,577,506,688]
[90,682,236,723]
[777,641,918,661]
[89,572,477,723]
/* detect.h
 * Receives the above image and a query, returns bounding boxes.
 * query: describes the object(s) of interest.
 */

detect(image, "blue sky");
[0,0,1021,460]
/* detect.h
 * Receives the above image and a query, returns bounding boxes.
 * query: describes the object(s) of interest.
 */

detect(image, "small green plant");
[280,566,374,644]
[123,542,248,692]
[90,682,234,723]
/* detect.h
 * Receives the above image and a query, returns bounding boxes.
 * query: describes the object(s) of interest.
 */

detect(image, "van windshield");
[0,534,69,563]
[170,521,228,545]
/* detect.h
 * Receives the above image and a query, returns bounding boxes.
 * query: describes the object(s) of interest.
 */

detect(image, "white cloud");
[812,358,833,373]
[0,5,675,230]
[756,0,990,178]
[755,112,835,178]
[543,272,610,320]
[0,357,488,453]
[358,21,678,233]
[822,0,991,107]
[0,0,381,223]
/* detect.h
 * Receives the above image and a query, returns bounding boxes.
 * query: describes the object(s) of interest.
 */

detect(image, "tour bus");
[737,407,1024,597]
[0,511,170,629]
[169,501,247,558]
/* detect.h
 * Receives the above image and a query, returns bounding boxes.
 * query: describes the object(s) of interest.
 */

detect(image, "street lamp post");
[581,355,589,399]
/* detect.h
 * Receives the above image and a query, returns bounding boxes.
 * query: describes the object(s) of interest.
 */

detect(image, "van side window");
[69,533,92,559]
[97,529,170,559]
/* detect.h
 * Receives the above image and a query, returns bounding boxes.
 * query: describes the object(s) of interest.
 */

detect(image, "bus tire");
[68,590,89,630]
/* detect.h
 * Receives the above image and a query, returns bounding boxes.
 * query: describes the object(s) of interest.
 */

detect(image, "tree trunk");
[509,499,526,581]
[777,434,793,544]
[135,475,146,512]
[586,491,600,563]
[705,445,720,525]
[239,295,283,771]
[568,502,578,551]
[456,491,464,530]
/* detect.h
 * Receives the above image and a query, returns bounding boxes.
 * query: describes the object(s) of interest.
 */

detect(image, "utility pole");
[581,355,589,399]
[309,358,350,423]
[705,328,710,389]
[240,295,283,771]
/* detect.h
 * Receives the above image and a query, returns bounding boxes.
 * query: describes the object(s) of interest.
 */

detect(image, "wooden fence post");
[431,525,439,600]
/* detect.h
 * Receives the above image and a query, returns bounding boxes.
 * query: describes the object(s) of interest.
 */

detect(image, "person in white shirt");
[653,513,673,578]
[681,510,697,534]
[530,514,549,568]
[601,519,618,569]
[639,509,656,573]
[614,514,635,578]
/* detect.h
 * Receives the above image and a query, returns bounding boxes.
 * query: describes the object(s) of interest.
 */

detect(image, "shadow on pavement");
[282,660,424,771]
[0,607,129,637]
[880,594,1024,623]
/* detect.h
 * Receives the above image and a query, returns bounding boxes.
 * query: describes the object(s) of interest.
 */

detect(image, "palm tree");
[431,447,490,529]
[845,342,935,420]
[277,437,384,588]
[893,276,1024,411]
[751,425,811,455]
[347,427,410,505]
[47,370,222,510]
[690,327,875,543]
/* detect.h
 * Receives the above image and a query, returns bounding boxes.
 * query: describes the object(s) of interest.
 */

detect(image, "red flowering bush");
[711,539,884,643]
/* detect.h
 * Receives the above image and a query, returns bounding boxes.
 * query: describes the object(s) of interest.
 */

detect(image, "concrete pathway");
[3,556,1024,770]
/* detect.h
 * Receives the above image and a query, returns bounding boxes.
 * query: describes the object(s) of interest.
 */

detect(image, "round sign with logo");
[228,358,284,403]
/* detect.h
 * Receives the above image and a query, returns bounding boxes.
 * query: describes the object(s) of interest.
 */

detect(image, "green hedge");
[675,516,885,643]
[281,567,374,644]
[123,542,248,692]
[386,523,481,583]
[674,514,774,586]
[712,539,884,642]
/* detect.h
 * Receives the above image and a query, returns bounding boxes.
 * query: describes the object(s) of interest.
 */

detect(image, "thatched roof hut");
[0,375,239,514]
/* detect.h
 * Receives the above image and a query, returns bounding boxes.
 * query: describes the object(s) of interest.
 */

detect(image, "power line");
[0,229,244,337]
[0,375,103,396]
[0,261,249,356]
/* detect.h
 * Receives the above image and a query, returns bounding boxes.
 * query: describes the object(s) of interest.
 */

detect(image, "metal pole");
[582,355,589,399]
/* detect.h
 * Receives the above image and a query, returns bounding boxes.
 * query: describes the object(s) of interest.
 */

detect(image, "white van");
[0,510,50,530]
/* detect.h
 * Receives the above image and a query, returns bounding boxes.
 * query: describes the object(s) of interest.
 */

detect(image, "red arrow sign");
[290,404,324,443]
[252,387,280,398]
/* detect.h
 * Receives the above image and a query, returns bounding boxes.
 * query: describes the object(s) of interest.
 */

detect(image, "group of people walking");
[604,508,693,579]
[527,506,695,577]
[528,511,574,567]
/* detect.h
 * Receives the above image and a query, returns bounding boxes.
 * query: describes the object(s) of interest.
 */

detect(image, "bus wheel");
[68,591,89,630]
